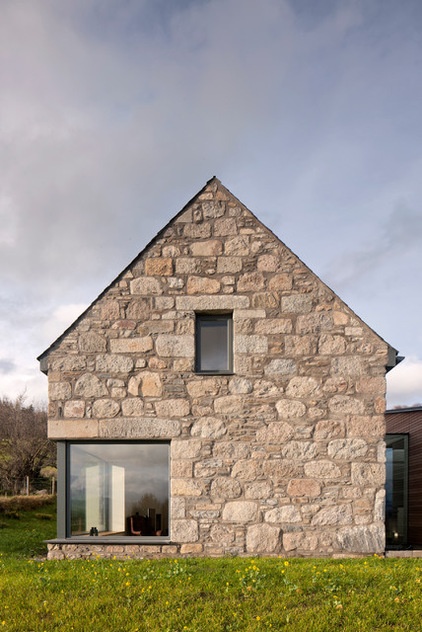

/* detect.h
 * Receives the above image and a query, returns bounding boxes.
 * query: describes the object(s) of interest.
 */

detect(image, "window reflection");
[385,434,408,547]
[69,443,169,537]
[196,314,232,373]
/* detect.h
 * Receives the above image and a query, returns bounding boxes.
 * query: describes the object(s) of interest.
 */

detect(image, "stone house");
[38,177,400,560]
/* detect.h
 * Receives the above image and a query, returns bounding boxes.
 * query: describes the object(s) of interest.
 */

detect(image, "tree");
[0,395,56,494]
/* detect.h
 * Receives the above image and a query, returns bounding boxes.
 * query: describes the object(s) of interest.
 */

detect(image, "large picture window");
[67,442,169,538]
[195,313,233,373]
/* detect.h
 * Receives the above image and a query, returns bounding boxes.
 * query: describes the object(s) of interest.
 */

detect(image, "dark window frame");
[195,312,233,374]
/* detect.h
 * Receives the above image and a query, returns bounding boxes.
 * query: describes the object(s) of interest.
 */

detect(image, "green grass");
[0,495,56,558]
[0,501,421,631]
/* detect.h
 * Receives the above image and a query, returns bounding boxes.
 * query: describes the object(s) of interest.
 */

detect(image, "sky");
[1,0,422,409]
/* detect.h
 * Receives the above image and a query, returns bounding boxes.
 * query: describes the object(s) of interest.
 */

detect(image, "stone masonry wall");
[44,178,389,559]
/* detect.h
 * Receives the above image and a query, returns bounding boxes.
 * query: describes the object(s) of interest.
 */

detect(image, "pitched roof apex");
[38,177,400,372]
[38,177,225,364]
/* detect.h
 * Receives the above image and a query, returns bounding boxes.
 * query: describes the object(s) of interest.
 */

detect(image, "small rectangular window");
[195,313,233,373]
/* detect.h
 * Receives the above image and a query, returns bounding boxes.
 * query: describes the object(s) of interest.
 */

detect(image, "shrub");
[34,513,54,521]
[0,494,55,513]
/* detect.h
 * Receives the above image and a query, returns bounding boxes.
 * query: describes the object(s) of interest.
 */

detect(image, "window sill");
[195,371,234,376]
[46,537,172,545]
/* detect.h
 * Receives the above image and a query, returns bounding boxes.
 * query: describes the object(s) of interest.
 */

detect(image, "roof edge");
[38,176,400,370]
[386,406,422,414]
[37,177,220,363]
[213,180,401,365]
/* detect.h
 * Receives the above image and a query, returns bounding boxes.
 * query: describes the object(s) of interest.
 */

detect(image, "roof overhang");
[386,346,404,373]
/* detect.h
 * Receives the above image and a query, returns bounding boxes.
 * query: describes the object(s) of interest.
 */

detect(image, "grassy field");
[0,498,421,631]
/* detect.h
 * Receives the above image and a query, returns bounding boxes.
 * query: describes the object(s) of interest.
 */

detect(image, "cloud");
[0,359,16,375]
[387,356,422,408]
[324,203,422,289]
[2,0,420,297]
[1,0,300,294]
[0,301,87,403]
[1,0,422,407]
[42,303,89,348]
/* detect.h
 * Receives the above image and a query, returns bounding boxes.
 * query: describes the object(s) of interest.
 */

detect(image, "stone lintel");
[99,417,181,439]
[48,419,99,439]
[175,295,249,311]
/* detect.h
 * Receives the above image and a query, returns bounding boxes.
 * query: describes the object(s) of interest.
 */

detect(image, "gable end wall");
[44,179,390,559]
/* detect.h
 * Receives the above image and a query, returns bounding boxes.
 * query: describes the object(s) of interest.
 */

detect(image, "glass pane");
[69,443,168,537]
[198,317,230,372]
[385,435,408,546]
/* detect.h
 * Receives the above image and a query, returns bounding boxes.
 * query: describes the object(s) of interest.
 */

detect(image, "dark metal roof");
[386,406,422,415]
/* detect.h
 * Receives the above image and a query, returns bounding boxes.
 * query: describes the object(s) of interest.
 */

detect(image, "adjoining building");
[38,177,400,559]
[385,407,422,550]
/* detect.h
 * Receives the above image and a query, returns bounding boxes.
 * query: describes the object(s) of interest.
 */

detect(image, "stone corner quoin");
[41,178,394,559]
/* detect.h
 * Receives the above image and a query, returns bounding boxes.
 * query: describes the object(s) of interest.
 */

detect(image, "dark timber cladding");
[386,407,422,547]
